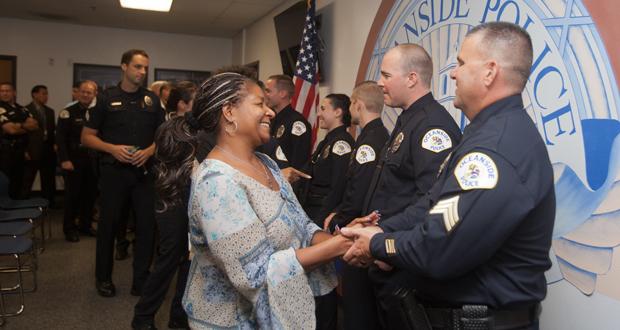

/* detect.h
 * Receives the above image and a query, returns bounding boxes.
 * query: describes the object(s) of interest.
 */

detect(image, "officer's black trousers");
[342,264,379,330]
[22,146,56,203]
[62,158,97,234]
[133,203,189,325]
[0,146,25,199]
[95,164,155,287]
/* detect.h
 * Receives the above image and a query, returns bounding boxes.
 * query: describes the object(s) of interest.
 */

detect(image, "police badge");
[144,95,153,107]
[390,132,404,153]
[276,125,285,138]
[322,145,331,159]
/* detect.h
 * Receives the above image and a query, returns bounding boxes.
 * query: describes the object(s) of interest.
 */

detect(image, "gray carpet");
[1,208,175,330]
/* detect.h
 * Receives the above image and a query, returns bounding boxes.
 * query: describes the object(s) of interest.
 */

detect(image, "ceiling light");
[119,0,173,12]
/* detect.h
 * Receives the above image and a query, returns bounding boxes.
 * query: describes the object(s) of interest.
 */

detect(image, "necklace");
[215,145,275,190]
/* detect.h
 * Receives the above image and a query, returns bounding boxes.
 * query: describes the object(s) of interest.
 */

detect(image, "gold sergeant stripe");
[385,239,396,256]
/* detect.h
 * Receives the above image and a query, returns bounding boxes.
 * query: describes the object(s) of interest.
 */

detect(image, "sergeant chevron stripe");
[429,196,460,233]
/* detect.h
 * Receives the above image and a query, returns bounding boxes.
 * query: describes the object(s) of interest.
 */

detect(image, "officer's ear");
[405,71,418,89]
[482,60,499,87]
[121,63,128,74]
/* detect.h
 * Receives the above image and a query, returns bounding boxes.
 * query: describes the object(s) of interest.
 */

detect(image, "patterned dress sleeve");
[193,170,316,329]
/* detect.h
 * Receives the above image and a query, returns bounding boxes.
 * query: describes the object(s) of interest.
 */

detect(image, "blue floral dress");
[183,153,337,329]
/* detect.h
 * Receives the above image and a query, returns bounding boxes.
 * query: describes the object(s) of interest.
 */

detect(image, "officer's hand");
[109,145,134,163]
[341,226,383,267]
[347,211,381,228]
[323,212,337,231]
[22,117,39,131]
[280,167,311,183]
[61,161,75,171]
[131,148,154,167]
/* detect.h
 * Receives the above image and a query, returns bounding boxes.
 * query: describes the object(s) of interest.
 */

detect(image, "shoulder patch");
[421,129,452,153]
[275,146,288,161]
[332,140,352,156]
[356,144,376,164]
[429,196,460,233]
[291,121,307,136]
[0,107,5,115]
[454,152,499,190]
[59,109,70,119]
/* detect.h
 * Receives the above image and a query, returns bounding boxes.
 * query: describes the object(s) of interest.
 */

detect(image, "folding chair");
[0,236,35,317]
[0,172,50,242]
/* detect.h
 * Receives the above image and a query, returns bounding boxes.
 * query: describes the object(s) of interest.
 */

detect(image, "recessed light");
[119,0,173,12]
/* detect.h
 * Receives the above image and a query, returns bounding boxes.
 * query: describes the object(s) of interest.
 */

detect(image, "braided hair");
[154,73,253,212]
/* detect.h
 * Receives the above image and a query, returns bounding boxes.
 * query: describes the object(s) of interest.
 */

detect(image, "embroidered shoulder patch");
[275,146,288,161]
[291,121,307,136]
[429,196,460,233]
[454,152,498,190]
[332,140,352,156]
[59,109,70,119]
[421,129,452,153]
[356,145,376,164]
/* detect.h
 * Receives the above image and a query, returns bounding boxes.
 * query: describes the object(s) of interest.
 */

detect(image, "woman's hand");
[347,210,381,228]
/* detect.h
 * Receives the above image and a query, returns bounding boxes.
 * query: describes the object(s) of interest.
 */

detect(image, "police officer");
[301,93,353,330]
[302,94,354,226]
[81,49,164,297]
[342,22,553,330]
[0,82,39,199]
[264,74,311,170]
[56,80,98,242]
[321,82,389,330]
[362,43,463,329]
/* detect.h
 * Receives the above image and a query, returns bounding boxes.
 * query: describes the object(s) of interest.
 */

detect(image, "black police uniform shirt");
[363,92,462,218]
[0,101,33,146]
[328,118,389,232]
[257,137,290,169]
[371,94,555,309]
[304,125,355,222]
[269,104,312,169]
[56,102,93,162]
[85,85,164,162]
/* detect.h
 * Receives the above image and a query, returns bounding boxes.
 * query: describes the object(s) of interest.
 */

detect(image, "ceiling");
[0,0,291,38]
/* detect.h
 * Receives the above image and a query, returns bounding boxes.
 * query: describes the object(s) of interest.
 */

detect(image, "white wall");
[0,18,233,112]
[235,0,381,96]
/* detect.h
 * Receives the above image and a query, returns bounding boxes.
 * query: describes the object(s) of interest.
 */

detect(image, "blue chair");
[0,236,35,317]
[0,172,50,242]
[0,208,44,253]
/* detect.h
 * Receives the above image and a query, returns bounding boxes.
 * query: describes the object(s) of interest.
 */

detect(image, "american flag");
[291,0,319,147]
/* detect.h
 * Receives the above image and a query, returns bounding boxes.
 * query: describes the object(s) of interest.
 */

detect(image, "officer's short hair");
[31,85,47,96]
[79,80,98,91]
[0,82,15,89]
[267,74,295,98]
[166,81,197,111]
[466,22,533,91]
[393,44,433,88]
[352,81,384,114]
[121,49,149,65]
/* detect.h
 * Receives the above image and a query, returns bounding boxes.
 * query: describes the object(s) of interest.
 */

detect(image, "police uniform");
[0,101,33,199]
[23,102,56,203]
[269,104,311,169]
[302,125,354,226]
[370,95,554,329]
[257,137,290,169]
[322,118,388,330]
[56,102,97,237]
[362,92,462,329]
[85,85,164,291]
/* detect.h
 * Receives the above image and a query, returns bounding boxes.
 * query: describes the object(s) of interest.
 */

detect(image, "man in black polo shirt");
[82,49,164,297]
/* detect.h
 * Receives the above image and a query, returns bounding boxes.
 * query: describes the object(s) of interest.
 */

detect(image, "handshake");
[330,211,394,272]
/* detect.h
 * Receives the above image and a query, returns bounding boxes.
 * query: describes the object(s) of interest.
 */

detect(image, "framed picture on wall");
[73,63,147,90]
[154,68,211,85]
[0,55,17,86]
